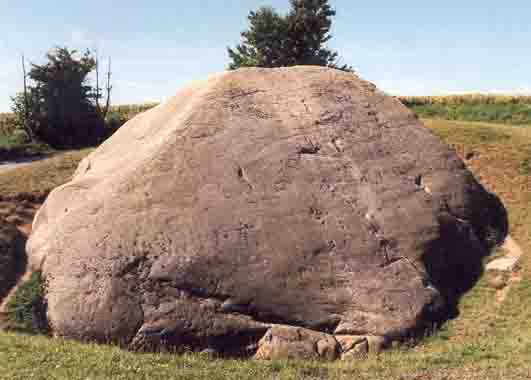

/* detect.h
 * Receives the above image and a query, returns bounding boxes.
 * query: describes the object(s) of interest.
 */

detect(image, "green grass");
[0,118,530,379]
[400,95,531,125]
[0,135,10,148]
[0,332,530,380]
[409,103,531,125]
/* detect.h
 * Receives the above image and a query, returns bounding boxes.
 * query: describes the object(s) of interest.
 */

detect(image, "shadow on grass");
[0,222,27,302]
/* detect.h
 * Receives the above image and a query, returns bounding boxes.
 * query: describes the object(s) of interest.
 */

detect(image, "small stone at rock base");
[316,336,341,361]
[486,257,519,272]
[254,325,340,361]
[465,151,477,160]
[335,335,366,352]
[340,339,368,360]
[487,274,507,290]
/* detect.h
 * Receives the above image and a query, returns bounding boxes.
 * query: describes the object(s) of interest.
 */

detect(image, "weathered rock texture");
[27,66,507,359]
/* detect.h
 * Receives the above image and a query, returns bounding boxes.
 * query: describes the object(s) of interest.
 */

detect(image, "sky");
[0,0,530,112]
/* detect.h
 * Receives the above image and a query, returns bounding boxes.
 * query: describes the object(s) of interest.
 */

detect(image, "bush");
[5,271,50,334]
[12,47,110,149]
[104,111,129,136]
[7,129,31,146]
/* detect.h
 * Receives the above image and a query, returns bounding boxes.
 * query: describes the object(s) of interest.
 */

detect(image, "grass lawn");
[399,95,531,125]
[0,135,11,148]
[408,103,531,125]
[0,119,530,379]
[0,149,92,230]
[0,149,92,198]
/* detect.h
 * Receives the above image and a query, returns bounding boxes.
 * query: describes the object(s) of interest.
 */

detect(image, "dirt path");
[0,155,50,174]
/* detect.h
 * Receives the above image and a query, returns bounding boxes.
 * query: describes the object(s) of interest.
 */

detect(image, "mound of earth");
[27,66,507,359]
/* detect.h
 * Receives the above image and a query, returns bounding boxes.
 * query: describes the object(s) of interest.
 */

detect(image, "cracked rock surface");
[27,66,507,358]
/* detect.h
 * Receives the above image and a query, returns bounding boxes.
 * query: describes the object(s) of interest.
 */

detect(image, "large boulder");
[27,66,507,358]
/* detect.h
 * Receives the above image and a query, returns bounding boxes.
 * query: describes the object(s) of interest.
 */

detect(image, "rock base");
[254,325,387,361]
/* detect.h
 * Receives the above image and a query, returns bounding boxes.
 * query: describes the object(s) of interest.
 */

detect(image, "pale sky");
[1,0,530,111]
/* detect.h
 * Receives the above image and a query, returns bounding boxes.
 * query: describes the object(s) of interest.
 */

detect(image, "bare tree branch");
[21,54,34,142]
[95,49,101,115]
[103,56,112,119]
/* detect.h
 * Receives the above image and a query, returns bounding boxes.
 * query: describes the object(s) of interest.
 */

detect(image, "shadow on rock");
[419,190,508,331]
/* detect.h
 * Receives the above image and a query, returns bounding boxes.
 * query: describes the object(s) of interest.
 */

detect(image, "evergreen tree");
[228,7,289,69]
[228,0,351,71]
[285,0,347,69]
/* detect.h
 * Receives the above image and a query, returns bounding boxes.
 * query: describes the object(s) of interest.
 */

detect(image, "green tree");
[228,0,351,71]
[11,47,108,148]
[285,0,348,69]
[228,7,289,69]
[10,91,38,143]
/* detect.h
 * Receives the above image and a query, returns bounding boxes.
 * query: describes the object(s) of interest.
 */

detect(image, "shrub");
[105,111,129,136]
[5,271,50,334]
[7,129,31,146]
